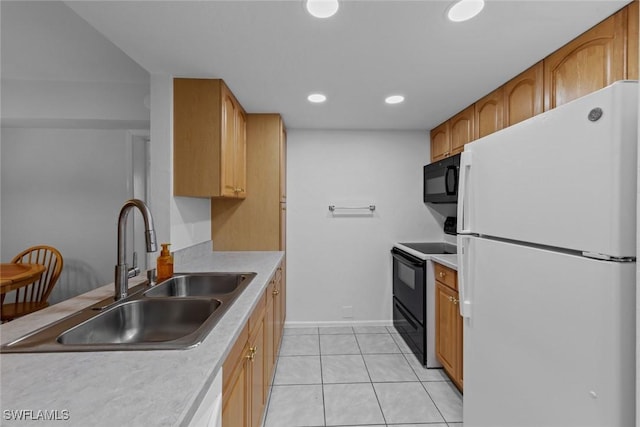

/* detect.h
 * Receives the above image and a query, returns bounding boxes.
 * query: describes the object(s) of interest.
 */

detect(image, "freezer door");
[458,81,637,258]
[462,236,635,427]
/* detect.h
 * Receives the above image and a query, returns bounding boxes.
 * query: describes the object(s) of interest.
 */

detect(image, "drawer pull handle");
[272,289,280,296]
[439,271,446,278]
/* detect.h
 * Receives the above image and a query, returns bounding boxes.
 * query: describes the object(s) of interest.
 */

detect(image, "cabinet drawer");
[434,263,457,291]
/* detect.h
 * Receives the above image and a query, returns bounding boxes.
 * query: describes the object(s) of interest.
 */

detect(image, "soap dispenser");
[157,243,174,283]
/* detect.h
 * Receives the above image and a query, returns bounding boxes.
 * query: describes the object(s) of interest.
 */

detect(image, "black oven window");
[397,263,415,290]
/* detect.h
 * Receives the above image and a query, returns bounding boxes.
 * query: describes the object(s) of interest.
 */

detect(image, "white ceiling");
[64,0,631,131]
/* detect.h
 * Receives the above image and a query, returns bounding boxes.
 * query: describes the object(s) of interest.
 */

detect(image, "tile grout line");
[318,328,327,427]
[276,329,460,426]
[402,350,449,425]
[354,331,389,426]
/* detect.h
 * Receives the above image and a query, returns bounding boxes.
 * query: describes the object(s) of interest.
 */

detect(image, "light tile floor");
[263,326,463,427]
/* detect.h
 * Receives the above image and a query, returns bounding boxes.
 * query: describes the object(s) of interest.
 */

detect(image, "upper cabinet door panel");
[430,121,450,162]
[450,105,475,154]
[431,121,451,162]
[544,11,626,110]
[221,92,237,197]
[504,62,543,127]
[475,88,503,140]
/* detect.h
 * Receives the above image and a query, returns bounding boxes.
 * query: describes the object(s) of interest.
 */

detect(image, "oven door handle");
[391,248,425,267]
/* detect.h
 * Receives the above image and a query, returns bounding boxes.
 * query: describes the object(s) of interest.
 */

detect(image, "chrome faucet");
[115,199,157,300]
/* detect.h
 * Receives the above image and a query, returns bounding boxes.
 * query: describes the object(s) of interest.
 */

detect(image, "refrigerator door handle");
[456,151,472,234]
[457,235,472,318]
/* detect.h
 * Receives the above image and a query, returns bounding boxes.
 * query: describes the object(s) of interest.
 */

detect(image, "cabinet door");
[249,321,265,427]
[222,338,250,427]
[435,282,458,378]
[279,204,286,251]
[273,266,285,355]
[450,105,475,155]
[544,11,626,110]
[475,88,503,139]
[504,62,543,127]
[221,363,248,427]
[430,121,450,162]
[221,92,238,197]
[235,108,247,199]
[628,1,638,80]
[279,123,287,203]
[265,281,276,387]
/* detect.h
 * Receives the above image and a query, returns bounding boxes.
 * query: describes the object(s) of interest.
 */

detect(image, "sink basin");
[57,299,221,345]
[145,273,255,298]
[0,271,257,353]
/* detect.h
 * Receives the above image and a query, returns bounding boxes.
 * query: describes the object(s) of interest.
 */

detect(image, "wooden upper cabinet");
[628,1,638,80]
[430,121,450,162]
[212,114,286,251]
[544,10,627,111]
[450,105,475,155]
[504,62,544,127]
[474,87,503,139]
[430,106,473,162]
[174,78,247,198]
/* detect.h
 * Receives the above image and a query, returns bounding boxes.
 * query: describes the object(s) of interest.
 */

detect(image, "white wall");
[0,1,151,302]
[1,128,131,302]
[149,74,211,251]
[286,130,450,324]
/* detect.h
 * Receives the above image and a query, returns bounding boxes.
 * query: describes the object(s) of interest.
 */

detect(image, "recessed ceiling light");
[447,0,484,22]
[308,93,327,103]
[385,95,405,105]
[306,0,339,18]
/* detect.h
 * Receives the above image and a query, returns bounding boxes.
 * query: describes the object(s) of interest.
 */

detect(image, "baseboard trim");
[284,319,393,328]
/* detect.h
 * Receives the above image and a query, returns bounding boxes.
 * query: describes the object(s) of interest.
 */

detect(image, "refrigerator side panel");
[463,237,635,427]
[463,81,637,258]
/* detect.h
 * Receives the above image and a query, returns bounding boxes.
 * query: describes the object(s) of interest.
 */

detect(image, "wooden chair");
[1,245,64,321]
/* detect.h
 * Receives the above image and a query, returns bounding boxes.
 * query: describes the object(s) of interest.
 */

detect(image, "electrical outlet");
[342,306,353,318]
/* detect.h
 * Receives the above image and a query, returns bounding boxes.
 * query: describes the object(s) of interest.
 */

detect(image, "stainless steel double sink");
[0,272,256,353]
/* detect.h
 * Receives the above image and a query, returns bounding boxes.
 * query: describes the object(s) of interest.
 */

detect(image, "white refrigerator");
[456,81,637,427]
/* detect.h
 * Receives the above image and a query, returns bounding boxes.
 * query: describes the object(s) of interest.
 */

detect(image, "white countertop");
[431,254,458,270]
[0,251,284,427]
[393,243,458,270]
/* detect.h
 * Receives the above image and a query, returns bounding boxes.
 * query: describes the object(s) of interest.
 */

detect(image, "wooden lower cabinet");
[222,325,250,427]
[248,296,266,427]
[434,263,463,391]
[222,262,285,427]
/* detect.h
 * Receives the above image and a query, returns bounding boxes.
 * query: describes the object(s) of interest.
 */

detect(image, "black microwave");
[423,154,460,204]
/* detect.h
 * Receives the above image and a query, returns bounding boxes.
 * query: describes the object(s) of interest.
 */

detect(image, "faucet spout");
[115,199,157,301]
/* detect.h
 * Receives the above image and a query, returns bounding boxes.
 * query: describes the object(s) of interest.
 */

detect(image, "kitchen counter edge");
[430,254,458,270]
[0,251,284,427]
